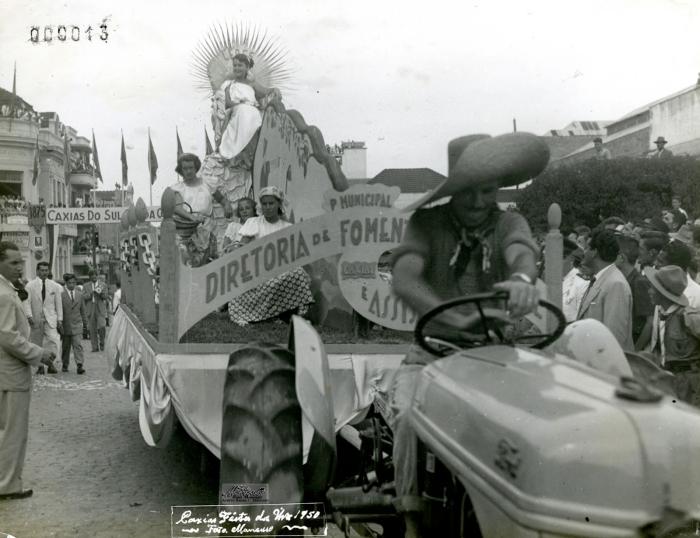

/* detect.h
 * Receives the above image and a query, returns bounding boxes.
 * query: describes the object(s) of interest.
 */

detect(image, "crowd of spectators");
[0,104,40,123]
[0,196,28,214]
[550,194,700,407]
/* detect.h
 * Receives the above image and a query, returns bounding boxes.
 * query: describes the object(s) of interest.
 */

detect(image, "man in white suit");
[577,228,634,350]
[0,241,55,500]
[23,261,63,374]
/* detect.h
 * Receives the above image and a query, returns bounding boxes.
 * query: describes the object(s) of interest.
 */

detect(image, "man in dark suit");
[60,273,87,374]
[577,228,634,349]
[82,271,108,352]
[648,136,674,159]
[0,241,55,500]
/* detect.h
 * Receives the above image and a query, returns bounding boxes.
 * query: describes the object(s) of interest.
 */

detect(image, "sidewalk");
[0,345,217,538]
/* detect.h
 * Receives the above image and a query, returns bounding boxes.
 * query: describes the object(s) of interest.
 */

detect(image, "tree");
[517,157,700,232]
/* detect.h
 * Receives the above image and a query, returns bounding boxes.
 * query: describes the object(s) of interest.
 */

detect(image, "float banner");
[178,207,417,338]
[45,206,163,224]
[171,502,326,537]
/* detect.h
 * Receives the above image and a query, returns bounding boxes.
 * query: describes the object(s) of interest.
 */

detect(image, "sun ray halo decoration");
[192,23,294,95]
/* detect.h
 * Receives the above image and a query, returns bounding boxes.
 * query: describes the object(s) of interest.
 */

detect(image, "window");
[0,170,23,197]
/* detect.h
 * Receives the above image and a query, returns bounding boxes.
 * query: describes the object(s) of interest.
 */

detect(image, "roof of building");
[543,120,612,137]
[610,83,698,125]
[0,86,33,109]
[369,168,446,194]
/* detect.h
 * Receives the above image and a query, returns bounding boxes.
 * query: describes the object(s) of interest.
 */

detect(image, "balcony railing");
[0,206,28,226]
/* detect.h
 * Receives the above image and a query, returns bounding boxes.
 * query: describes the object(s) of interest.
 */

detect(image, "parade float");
[105,25,700,538]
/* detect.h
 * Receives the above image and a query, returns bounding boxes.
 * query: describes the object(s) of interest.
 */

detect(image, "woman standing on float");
[201,50,283,246]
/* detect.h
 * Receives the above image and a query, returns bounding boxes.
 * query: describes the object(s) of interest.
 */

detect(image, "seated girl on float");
[222,197,257,253]
[227,186,314,326]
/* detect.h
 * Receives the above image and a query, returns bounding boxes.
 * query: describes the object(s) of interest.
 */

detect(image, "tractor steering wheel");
[414,291,567,357]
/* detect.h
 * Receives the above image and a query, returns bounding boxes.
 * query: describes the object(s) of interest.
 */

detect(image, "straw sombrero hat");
[405,132,550,211]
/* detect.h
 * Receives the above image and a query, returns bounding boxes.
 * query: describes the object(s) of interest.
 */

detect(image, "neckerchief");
[447,206,501,276]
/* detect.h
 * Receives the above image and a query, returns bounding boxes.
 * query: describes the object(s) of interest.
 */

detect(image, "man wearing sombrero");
[388,132,549,536]
[646,265,700,406]
[648,136,674,159]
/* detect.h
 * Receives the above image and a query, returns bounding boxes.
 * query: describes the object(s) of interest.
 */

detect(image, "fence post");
[544,203,563,331]
[158,188,179,343]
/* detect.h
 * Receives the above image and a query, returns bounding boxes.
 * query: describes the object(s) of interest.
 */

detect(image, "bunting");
[148,129,158,185]
[92,129,103,182]
[204,126,213,156]
[176,127,183,158]
[120,132,128,186]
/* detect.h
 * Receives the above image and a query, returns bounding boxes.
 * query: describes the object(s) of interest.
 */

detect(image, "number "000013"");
[29,22,108,43]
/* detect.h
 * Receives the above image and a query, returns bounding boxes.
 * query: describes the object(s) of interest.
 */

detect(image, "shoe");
[0,489,33,500]
[36,366,45,375]
[47,364,58,374]
[62,366,69,372]
[77,366,85,375]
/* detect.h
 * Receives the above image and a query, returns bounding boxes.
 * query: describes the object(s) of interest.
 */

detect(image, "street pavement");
[0,343,217,538]
[0,337,347,538]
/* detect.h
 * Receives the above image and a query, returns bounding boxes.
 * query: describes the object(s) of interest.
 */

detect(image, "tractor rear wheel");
[220,343,303,504]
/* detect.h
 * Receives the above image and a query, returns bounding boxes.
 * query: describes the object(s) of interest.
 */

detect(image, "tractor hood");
[410,345,700,534]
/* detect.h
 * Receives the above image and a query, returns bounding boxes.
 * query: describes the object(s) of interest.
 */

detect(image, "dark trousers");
[61,334,84,367]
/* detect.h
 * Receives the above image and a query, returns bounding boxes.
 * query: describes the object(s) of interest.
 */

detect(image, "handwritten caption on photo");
[171,502,326,537]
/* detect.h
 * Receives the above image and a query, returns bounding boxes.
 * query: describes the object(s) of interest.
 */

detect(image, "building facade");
[0,86,102,280]
[550,78,700,166]
[328,140,367,179]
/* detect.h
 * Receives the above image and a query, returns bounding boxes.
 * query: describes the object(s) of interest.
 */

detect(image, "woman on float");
[169,153,229,267]
[212,53,281,166]
[228,186,314,326]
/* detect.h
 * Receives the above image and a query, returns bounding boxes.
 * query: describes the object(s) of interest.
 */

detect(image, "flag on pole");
[204,126,213,156]
[92,129,103,182]
[176,127,183,158]
[9,62,16,132]
[63,131,72,186]
[32,135,40,186]
[120,131,128,186]
[148,129,158,185]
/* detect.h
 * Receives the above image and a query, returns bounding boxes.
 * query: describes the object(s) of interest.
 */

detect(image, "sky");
[1,0,699,205]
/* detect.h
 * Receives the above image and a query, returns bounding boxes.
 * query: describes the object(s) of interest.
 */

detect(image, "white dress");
[216,81,262,160]
[169,180,216,266]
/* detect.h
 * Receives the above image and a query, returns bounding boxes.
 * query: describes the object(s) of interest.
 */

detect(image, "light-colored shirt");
[562,267,589,322]
[224,221,244,242]
[169,180,213,217]
[684,276,700,308]
[112,289,122,314]
[239,216,291,240]
[648,303,681,365]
